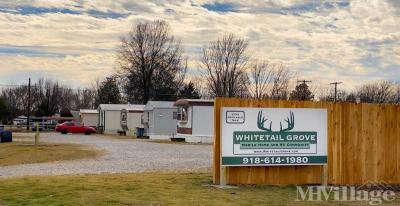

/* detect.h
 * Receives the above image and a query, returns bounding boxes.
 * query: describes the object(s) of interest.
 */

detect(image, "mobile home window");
[177,106,188,121]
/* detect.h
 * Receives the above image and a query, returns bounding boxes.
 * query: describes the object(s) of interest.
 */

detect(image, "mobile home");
[143,101,178,140]
[98,104,145,135]
[79,109,99,127]
[174,99,214,143]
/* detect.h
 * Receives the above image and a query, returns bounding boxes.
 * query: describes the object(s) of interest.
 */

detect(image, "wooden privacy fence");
[213,97,400,185]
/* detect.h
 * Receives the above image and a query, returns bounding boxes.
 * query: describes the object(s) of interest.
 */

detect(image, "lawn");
[0,172,398,206]
[0,142,103,166]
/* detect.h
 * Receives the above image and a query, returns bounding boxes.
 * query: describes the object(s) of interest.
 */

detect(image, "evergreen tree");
[95,76,122,106]
[60,108,73,117]
[178,82,201,99]
[289,82,314,101]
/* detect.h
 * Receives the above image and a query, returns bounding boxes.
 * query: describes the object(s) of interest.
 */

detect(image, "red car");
[55,122,96,135]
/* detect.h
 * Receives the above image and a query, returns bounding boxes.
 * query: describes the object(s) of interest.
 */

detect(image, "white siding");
[144,111,154,135]
[104,111,122,134]
[192,106,213,136]
[153,108,177,135]
[127,112,144,130]
[102,111,144,135]
[81,113,98,127]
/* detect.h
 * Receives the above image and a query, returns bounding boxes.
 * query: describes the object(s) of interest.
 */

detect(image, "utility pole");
[330,81,342,102]
[297,80,312,86]
[27,78,31,131]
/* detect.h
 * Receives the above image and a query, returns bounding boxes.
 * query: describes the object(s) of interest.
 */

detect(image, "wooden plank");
[397,106,400,183]
[361,103,369,183]
[327,102,337,184]
[354,103,363,184]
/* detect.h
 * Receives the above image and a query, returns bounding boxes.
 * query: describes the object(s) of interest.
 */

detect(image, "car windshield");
[66,122,74,126]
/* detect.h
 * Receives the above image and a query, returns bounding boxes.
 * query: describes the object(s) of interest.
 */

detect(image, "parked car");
[55,122,96,135]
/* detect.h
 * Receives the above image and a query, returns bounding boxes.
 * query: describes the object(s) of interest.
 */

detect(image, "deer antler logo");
[257,110,295,132]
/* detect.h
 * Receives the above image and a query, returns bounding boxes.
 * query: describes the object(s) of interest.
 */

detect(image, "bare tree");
[118,20,187,104]
[249,61,273,99]
[356,80,394,104]
[319,87,348,102]
[249,62,291,100]
[201,34,249,97]
[31,79,62,117]
[392,84,400,104]
[270,64,291,100]
[73,88,96,109]
[1,78,98,119]
[0,86,28,119]
[190,76,212,99]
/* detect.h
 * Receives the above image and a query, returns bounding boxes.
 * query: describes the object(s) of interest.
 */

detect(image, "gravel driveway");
[0,133,212,178]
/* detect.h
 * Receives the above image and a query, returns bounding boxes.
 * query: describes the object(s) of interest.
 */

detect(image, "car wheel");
[61,130,68,134]
[84,131,91,135]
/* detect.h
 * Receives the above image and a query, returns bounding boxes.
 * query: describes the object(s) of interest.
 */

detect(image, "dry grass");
[2,126,54,133]
[100,134,137,140]
[0,142,104,166]
[0,172,398,206]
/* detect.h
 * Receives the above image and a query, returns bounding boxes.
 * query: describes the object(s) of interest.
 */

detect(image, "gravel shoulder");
[0,133,212,178]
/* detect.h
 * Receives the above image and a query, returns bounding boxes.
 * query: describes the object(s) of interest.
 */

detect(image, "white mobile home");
[13,115,28,125]
[174,99,214,143]
[98,104,145,135]
[143,101,177,140]
[79,109,99,127]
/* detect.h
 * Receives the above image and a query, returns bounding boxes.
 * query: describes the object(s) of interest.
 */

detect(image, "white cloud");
[0,0,398,91]
[0,53,116,87]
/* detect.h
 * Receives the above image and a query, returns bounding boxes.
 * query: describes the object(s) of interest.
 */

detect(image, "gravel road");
[0,133,212,178]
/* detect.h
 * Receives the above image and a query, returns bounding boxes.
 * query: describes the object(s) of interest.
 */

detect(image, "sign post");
[220,107,328,185]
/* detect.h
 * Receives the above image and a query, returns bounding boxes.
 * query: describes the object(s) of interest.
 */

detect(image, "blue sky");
[0,0,399,92]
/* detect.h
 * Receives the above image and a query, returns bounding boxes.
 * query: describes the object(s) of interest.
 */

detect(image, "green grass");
[0,172,398,206]
[0,142,103,166]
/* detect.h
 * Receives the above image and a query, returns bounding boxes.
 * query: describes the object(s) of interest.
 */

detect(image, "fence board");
[213,97,400,185]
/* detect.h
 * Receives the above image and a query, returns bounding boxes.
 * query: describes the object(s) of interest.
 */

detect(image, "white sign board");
[221,107,327,166]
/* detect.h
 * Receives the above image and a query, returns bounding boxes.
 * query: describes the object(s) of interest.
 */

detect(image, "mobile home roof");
[98,104,145,111]
[174,99,214,107]
[144,101,177,110]
[80,109,99,114]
